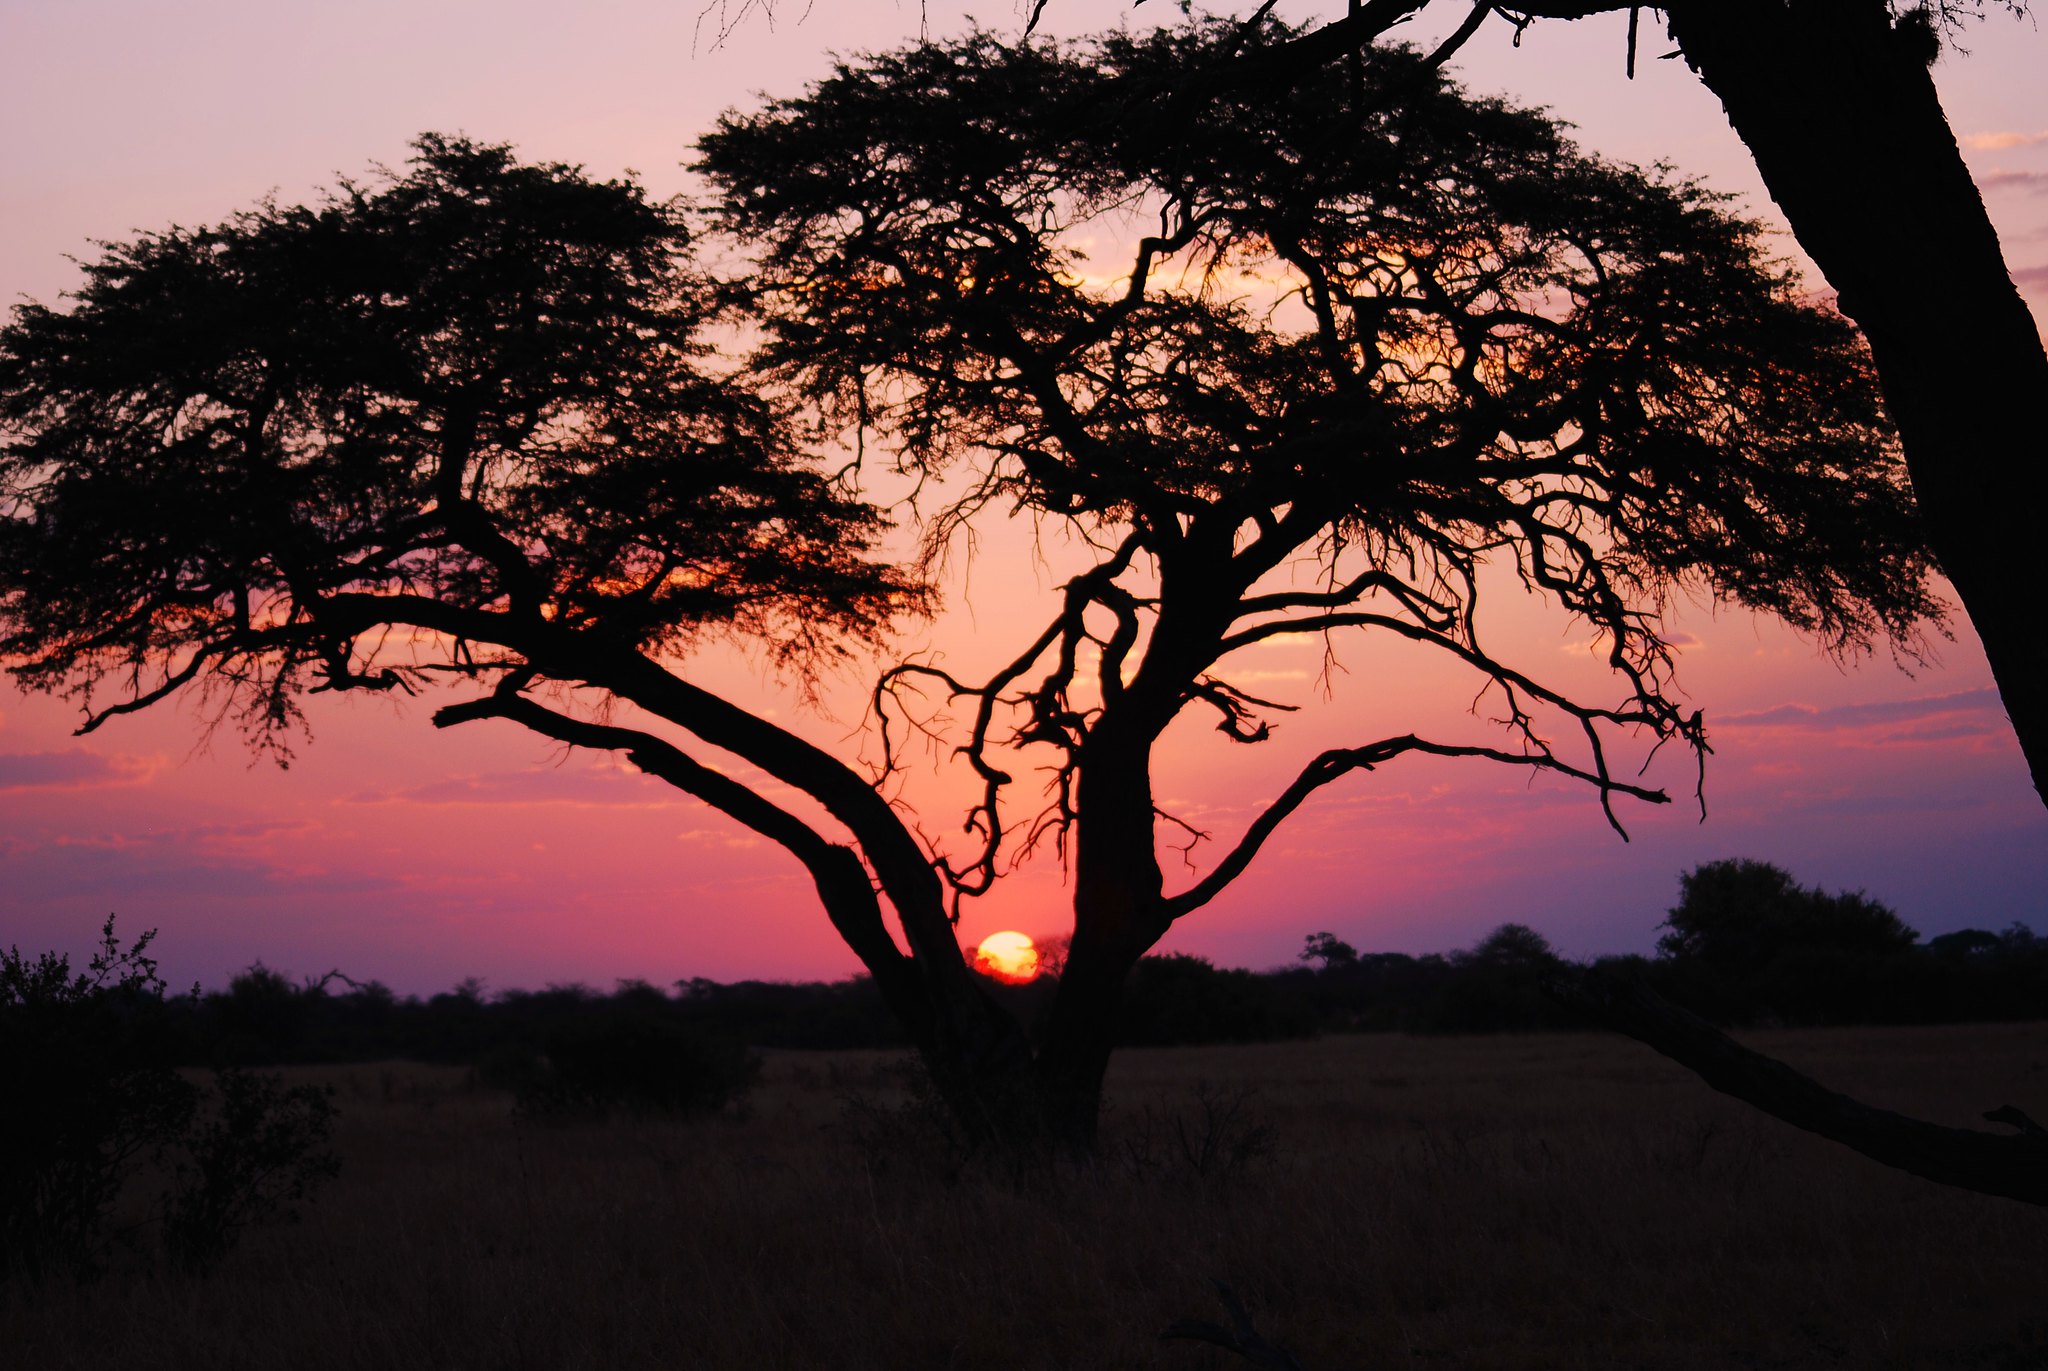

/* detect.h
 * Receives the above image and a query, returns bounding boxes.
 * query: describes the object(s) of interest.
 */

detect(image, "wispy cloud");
[341,766,680,808]
[0,749,159,792]
[0,839,407,904]
[1964,130,2048,151]
[181,819,317,844]
[1561,629,1700,656]
[1719,688,2004,732]
[1975,168,2048,193]
[2014,263,2048,289]
[8,822,322,881]
[675,829,762,850]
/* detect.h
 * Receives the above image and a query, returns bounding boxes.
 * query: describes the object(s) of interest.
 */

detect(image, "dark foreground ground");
[8,1023,2046,1370]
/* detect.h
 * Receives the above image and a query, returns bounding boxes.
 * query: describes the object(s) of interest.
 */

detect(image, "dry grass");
[7,1024,2047,1370]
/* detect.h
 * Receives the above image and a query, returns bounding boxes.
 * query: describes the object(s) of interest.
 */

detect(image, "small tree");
[1461,924,1560,969]
[1299,932,1360,973]
[1658,858,1919,974]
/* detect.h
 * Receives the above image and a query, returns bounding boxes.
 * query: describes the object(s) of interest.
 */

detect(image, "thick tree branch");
[1220,0,1435,86]
[74,646,223,734]
[1657,0,2048,803]
[873,535,1148,903]
[431,687,925,1023]
[1163,734,1668,920]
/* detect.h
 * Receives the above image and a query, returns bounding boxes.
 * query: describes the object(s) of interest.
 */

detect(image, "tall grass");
[7,1024,2044,1369]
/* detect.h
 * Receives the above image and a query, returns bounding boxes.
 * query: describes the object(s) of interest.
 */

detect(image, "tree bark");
[1027,719,1176,1150]
[1032,951,1134,1150]
[1657,0,2048,803]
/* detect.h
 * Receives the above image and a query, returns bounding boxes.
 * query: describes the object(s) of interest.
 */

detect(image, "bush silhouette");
[1659,859,1917,973]
[159,1069,338,1272]
[1118,954,1316,1047]
[0,919,338,1281]
[515,1013,760,1119]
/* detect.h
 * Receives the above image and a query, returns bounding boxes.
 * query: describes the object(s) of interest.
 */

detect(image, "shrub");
[515,1013,760,1119]
[1118,954,1317,1046]
[1658,859,1918,974]
[0,918,339,1281]
[1110,1083,1277,1187]
[159,1069,339,1271]
[833,1056,976,1180]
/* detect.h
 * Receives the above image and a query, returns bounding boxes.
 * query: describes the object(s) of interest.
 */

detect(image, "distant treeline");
[123,861,2045,1066]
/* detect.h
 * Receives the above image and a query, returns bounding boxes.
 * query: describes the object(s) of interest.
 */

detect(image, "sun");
[972,931,1041,984]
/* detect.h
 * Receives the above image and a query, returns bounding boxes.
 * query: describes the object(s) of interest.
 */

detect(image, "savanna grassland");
[7,1025,2046,1371]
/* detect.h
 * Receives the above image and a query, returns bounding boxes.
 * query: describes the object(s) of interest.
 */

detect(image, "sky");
[2,0,2045,995]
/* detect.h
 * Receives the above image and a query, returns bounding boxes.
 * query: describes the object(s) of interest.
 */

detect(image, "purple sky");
[2,2,2044,994]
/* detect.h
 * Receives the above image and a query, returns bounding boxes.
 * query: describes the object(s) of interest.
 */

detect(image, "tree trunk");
[1006,717,1175,1151]
[1030,929,1155,1151]
[1662,0,2048,804]
[1030,979,1121,1151]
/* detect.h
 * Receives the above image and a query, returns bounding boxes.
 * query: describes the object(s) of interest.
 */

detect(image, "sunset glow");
[974,932,1041,984]
[0,3,2043,996]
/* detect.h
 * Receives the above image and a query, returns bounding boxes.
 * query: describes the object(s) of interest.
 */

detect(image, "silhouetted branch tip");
[1984,1105,2048,1140]
[1161,1282,1308,1370]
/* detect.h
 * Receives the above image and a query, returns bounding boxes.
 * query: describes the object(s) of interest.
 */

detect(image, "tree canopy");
[703,23,1938,902]
[0,134,914,749]
[0,133,1031,1136]
[1658,858,1919,973]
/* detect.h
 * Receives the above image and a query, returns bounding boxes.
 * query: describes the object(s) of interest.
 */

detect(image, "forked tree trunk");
[909,961,1124,1154]
[1662,0,2048,804]
[916,777,1172,1153]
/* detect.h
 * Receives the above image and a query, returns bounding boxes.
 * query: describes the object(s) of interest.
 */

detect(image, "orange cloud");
[340,767,684,808]
[1964,131,2048,151]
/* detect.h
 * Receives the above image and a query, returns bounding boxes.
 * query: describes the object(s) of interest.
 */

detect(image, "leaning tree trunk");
[1522,3,2048,1204]
[1559,970,2048,1204]
[1663,0,2048,805]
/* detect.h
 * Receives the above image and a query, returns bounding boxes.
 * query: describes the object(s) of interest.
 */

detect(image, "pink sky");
[3,2,2045,994]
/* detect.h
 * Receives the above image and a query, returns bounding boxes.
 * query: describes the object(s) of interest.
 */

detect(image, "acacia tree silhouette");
[0,134,1034,1113]
[698,24,1937,1142]
[0,32,1937,1147]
